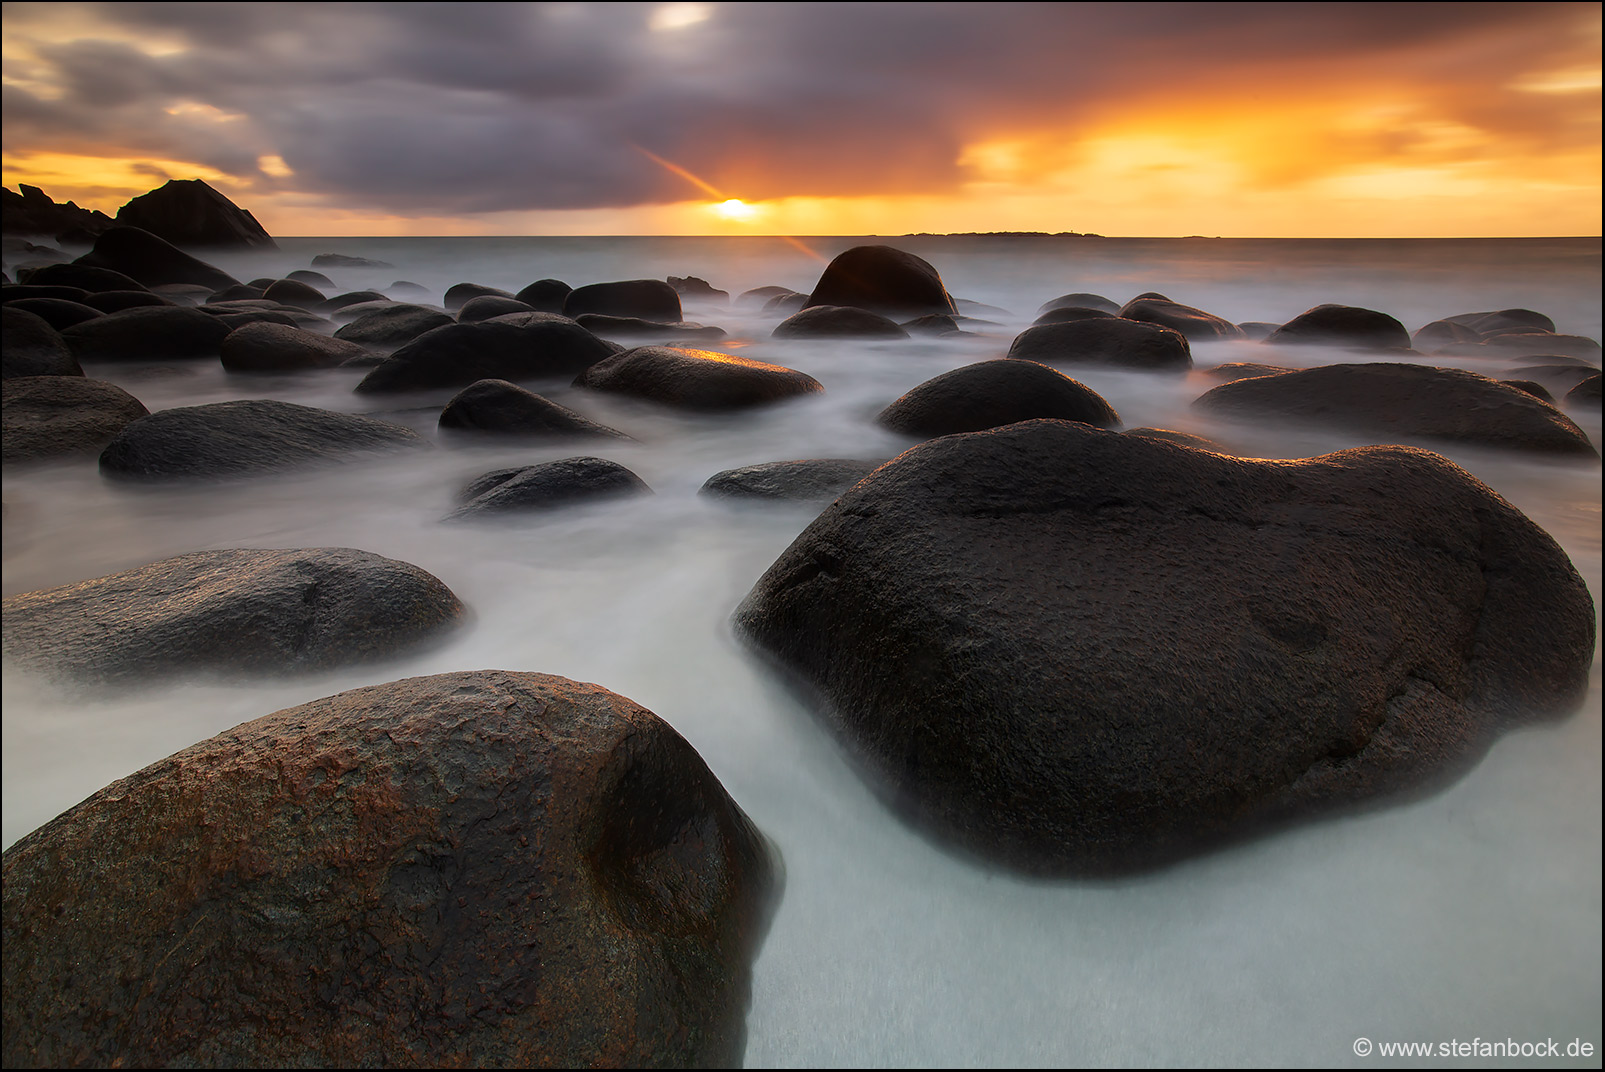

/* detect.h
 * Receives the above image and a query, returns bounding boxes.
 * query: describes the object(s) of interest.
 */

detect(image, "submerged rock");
[447,457,651,519]
[438,379,631,439]
[700,458,883,501]
[332,303,454,351]
[1119,295,1245,341]
[1567,373,1601,407]
[100,399,426,479]
[1007,318,1192,371]
[803,245,956,318]
[564,279,682,322]
[60,305,232,362]
[2,376,148,463]
[1265,304,1412,350]
[734,419,1595,874]
[0,669,775,1066]
[575,314,727,343]
[219,322,372,372]
[311,252,392,268]
[772,305,908,339]
[515,278,572,312]
[878,359,1120,438]
[355,320,620,393]
[1,548,464,684]
[575,345,824,410]
[1194,363,1597,458]
[1,307,81,379]
[444,282,515,313]
[1038,292,1121,316]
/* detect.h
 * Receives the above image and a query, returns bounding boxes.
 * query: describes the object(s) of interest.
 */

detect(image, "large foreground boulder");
[1194,363,1598,458]
[73,226,239,289]
[877,359,1120,438]
[1007,317,1192,371]
[575,346,824,410]
[1,548,464,685]
[355,320,620,393]
[734,420,1595,874]
[113,179,276,249]
[0,670,775,1067]
[100,400,426,480]
[3,376,148,463]
[803,245,956,318]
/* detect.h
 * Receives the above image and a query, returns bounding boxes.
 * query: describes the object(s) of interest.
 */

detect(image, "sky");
[1,2,1600,237]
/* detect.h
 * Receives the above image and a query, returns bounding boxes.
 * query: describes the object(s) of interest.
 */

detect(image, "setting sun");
[712,198,760,222]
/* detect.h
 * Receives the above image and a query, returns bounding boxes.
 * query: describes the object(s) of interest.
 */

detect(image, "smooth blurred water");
[3,236,1600,1067]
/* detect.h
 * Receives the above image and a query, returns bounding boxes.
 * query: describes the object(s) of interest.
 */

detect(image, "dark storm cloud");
[3,1,1597,213]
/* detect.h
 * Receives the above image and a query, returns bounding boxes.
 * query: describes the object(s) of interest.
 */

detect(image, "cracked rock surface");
[734,419,1596,874]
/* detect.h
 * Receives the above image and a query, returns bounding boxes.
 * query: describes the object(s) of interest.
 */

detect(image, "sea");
[3,235,1601,1067]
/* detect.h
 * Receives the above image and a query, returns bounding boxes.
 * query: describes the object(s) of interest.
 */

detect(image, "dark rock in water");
[738,285,802,310]
[74,226,239,290]
[61,305,232,363]
[386,279,430,298]
[1236,322,1280,340]
[1119,295,1245,341]
[287,269,334,288]
[0,669,774,1067]
[901,313,963,336]
[701,458,883,501]
[1132,291,1171,301]
[1500,379,1556,404]
[1,548,463,687]
[1037,292,1121,315]
[669,275,729,303]
[575,346,824,411]
[356,320,620,394]
[100,399,427,480]
[1446,308,1557,335]
[312,252,393,268]
[1204,362,1293,382]
[1567,373,1601,407]
[1032,306,1118,327]
[2,284,89,304]
[316,290,390,315]
[3,376,147,462]
[772,305,908,339]
[147,283,215,305]
[201,298,280,313]
[803,245,956,318]
[16,262,146,293]
[444,282,515,313]
[330,298,413,323]
[333,304,455,351]
[448,457,651,519]
[564,279,683,323]
[220,323,372,372]
[1265,304,1411,350]
[83,290,174,314]
[954,298,1012,318]
[261,278,327,310]
[247,277,279,289]
[1195,363,1598,458]
[1124,427,1223,451]
[1007,318,1192,371]
[1414,319,1483,349]
[575,313,727,342]
[458,466,531,503]
[113,179,276,249]
[1502,359,1601,392]
[458,294,535,322]
[5,297,102,331]
[878,359,1119,438]
[438,379,631,439]
[515,278,571,312]
[1445,332,1603,361]
[762,292,808,316]
[733,419,1595,874]
[208,284,267,303]
[0,184,114,238]
[213,310,302,332]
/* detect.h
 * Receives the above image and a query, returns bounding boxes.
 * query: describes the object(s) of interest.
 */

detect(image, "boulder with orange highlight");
[574,345,824,410]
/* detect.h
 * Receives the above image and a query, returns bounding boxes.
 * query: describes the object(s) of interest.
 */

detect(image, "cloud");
[2,1,1598,216]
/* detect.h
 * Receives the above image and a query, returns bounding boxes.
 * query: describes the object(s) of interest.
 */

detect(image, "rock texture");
[2,548,464,685]
[447,457,651,519]
[438,379,631,439]
[1118,296,1245,341]
[73,227,239,290]
[60,306,233,362]
[802,245,956,318]
[100,400,426,480]
[219,322,372,372]
[356,320,620,394]
[877,359,1119,438]
[1007,318,1193,371]
[772,306,908,339]
[701,459,883,502]
[0,184,113,238]
[113,179,276,249]
[3,376,148,463]
[574,346,824,410]
[564,279,683,322]
[1,307,81,378]
[0,670,775,1067]
[734,419,1596,873]
[1194,363,1598,458]
[1265,305,1412,350]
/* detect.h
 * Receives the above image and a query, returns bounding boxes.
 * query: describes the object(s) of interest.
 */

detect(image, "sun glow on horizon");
[711,198,760,222]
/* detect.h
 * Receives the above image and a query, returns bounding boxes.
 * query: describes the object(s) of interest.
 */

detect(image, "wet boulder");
[2,376,148,463]
[260,278,327,310]
[1119,296,1245,341]
[1500,380,1556,404]
[1032,306,1118,327]
[772,305,908,339]
[575,314,727,343]
[1195,363,1597,458]
[60,305,233,362]
[458,294,535,322]
[1006,318,1192,371]
[878,359,1119,438]
[803,245,955,318]
[1124,427,1224,451]
[1413,319,1483,350]
[734,419,1595,874]
[332,304,456,350]
[100,400,427,480]
[2,284,89,304]
[287,269,335,288]
[564,279,683,323]
[1236,322,1280,340]
[1567,373,1601,407]
[1203,362,1293,382]
[438,379,631,439]
[763,292,808,316]
[5,297,102,331]
[1447,308,1557,335]
[213,310,303,332]
[447,457,651,519]
[1265,304,1412,350]
[16,263,146,293]
[515,278,571,312]
[902,313,963,336]
[219,322,372,372]
[73,226,239,289]
[82,290,174,314]
[1,308,82,378]
[1038,292,1121,316]
[0,669,774,1067]
[669,275,729,303]
[444,282,515,313]
[316,290,390,315]
[700,458,883,502]
[1,548,463,685]
[574,346,823,411]
[208,284,268,303]
[738,285,802,310]
[355,320,620,394]
[113,178,276,249]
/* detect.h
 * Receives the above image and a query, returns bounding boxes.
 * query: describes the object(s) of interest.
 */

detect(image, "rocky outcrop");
[803,245,956,318]
[100,400,427,480]
[311,252,393,268]
[2,376,148,463]
[447,457,651,519]
[113,179,275,249]
[877,359,1120,438]
[1264,304,1412,350]
[73,227,239,289]
[734,419,1596,873]
[574,346,824,410]
[1194,363,1597,458]
[355,320,620,394]
[1,548,464,685]
[438,379,631,439]
[2,308,83,379]
[0,184,113,238]
[1006,318,1193,371]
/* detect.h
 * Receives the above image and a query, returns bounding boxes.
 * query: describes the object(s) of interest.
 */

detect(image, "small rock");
[878,359,1119,438]
[447,457,651,519]
[574,346,823,410]
[438,379,631,439]
[772,305,908,339]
